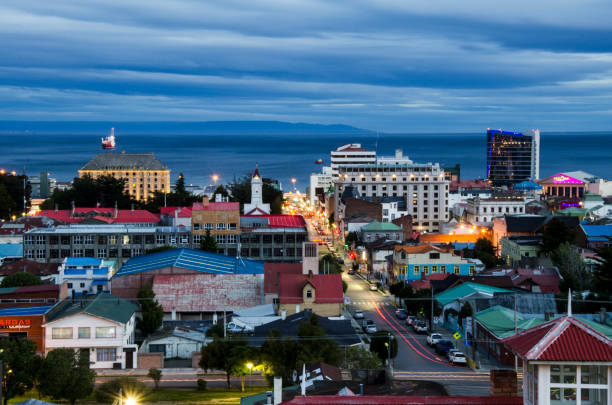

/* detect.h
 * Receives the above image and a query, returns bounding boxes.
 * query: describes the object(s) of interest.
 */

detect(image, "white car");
[449,351,467,365]
[353,309,364,319]
[362,320,377,334]
[427,333,443,346]
[369,284,378,291]
[226,322,245,334]
[447,348,460,361]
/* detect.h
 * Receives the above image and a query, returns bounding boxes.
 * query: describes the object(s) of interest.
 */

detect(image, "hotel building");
[79,152,170,201]
[486,129,540,187]
[330,144,376,176]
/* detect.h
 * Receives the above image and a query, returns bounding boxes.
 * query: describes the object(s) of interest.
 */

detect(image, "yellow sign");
[453,332,461,340]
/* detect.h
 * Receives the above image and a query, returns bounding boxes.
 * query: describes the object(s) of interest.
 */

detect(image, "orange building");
[192,196,240,255]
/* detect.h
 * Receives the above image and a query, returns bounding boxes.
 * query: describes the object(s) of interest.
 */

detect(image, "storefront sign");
[552,175,583,184]
[0,319,31,329]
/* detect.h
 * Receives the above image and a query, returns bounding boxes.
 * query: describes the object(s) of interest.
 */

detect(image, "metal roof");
[474,305,547,339]
[434,282,511,306]
[114,248,264,277]
[361,220,402,232]
[80,152,168,171]
[45,294,137,324]
[0,244,23,258]
[64,257,102,267]
[0,306,53,316]
[280,396,523,404]
[26,224,189,235]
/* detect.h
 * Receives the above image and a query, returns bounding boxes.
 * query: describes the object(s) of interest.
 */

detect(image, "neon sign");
[552,174,583,184]
[0,319,31,329]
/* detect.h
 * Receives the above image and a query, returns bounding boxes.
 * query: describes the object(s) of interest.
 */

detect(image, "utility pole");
[430,285,434,333]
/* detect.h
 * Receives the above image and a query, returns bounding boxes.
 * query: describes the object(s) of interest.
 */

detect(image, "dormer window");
[306,290,313,298]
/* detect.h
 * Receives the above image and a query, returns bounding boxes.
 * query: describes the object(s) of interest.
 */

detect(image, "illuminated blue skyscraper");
[486,129,540,187]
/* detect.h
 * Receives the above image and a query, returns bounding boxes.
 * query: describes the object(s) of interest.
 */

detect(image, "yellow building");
[191,196,241,255]
[79,152,170,201]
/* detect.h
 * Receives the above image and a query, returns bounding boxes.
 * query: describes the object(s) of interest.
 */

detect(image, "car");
[406,316,417,326]
[414,321,428,333]
[435,340,455,356]
[353,309,364,319]
[395,309,408,320]
[362,320,377,334]
[337,258,345,264]
[446,348,460,361]
[427,333,443,346]
[369,284,378,291]
[226,322,246,334]
[348,269,355,275]
[449,351,467,365]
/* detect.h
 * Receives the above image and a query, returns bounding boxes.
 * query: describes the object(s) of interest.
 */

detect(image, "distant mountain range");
[0,120,374,135]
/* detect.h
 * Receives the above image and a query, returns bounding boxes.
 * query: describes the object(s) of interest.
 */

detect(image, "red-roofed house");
[264,263,302,304]
[277,273,343,317]
[191,196,240,256]
[504,312,612,405]
[160,206,192,228]
[409,273,453,291]
[37,208,160,226]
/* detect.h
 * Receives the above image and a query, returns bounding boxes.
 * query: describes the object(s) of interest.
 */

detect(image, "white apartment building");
[309,166,333,206]
[43,294,138,369]
[330,144,376,176]
[465,196,526,225]
[333,161,449,233]
[57,257,115,296]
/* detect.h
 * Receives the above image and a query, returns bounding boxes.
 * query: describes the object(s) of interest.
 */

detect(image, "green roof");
[361,220,402,232]
[0,287,18,295]
[474,305,547,339]
[577,317,612,339]
[434,282,511,306]
[583,193,603,202]
[46,294,137,324]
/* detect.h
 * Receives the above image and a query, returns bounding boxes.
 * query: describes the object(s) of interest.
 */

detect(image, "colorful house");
[393,244,481,282]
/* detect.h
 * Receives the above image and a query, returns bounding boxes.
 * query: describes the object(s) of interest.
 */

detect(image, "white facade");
[244,168,270,215]
[465,197,526,225]
[44,312,137,369]
[309,166,333,206]
[333,162,449,233]
[57,258,115,295]
[142,328,207,359]
[330,144,376,176]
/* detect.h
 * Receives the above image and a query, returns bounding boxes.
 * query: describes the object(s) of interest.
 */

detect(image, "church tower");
[244,165,271,215]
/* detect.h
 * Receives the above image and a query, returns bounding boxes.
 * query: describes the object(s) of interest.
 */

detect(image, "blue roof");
[0,244,23,258]
[114,248,264,277]
[0,306,53,316]
[514,180,542,190]
[93,267,109,275]
[581,225,612,239]
[91,279,108,285]
[64,268,87,275]
[64,257,102,267]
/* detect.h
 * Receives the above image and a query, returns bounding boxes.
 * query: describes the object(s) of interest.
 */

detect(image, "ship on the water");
[101,128,116,150]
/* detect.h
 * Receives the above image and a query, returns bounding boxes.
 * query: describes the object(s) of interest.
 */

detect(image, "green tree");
[147,368,162,390]
[592,246,612,298]
[473,237,499,269]
[296,316,341,367]
[38,348,95,405]
[0,272,43,288]
[344,346,383,369]
[200,338,254,388]
[137,285,164,336]
[260,330,299,385]
[458,303,473,328]
[0,174,30,219]
[345,231,359,247]
[0,183,17,220]
[200,229,219,253]
[229,174,284,214]
[319,253,342,274]
[369,331,398,363]
[342,280,348,293]
[40,175,136,210]
[551,242,590,292]
[0,338,40,405]
[542,218,575,253]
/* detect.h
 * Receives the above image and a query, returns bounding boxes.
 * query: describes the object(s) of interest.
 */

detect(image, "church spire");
[253,164,260,179]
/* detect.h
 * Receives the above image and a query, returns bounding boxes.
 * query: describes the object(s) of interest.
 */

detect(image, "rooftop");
[160,206,193,218]
[435,282,511,306]
[80,152,168,171]
[37,208,160,224]
[474,305,547,339]
[264,263,302,294]
[45,294,137,325]
[241,215,307,229]
[0,259,59,277]
[0,244,23,258]
[0,306,53,316]
[361,220,402,232]
[279,273,343,304]
[25,224,190,235]
[280,396,522,405]
[63,257,102,267]
[192,201,240,211]
[114,248,264,277]
[394,244,443,254]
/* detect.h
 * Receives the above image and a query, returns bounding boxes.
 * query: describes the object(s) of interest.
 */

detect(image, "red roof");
[0,259,59,276]
[37,208,160,224]
[264,263,302,294]
[449,179,491,192]
[394,244,444,254]
[160,206,193,218]
[253,165,261,178]
[281,396,522,405]
[279,273,343,304]
[410,273,451,291]
[504,315,612,362]
[192,201,239,211]
[241,215,306,228]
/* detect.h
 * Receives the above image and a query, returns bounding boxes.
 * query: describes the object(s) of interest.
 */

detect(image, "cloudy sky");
[1,0,611,132]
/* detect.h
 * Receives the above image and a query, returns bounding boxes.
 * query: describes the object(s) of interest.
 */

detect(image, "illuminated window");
[441,265,446,274]
[469,265,475,275]
[432,265,438,273]
[454,265,460,274]
[413,265,419,275]
[52,327,73,339]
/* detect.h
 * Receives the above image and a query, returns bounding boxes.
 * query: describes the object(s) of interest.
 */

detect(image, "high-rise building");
[79,152,170,201]
[330,144,376,176]
[486,129,540,187]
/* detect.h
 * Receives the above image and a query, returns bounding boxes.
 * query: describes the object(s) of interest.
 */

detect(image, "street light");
[212,174,219,184]
[246,362,254,391]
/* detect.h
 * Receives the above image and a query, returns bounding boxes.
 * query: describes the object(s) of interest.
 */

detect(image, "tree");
[296,315,341,367]
[551,242,590,292]
[592,246,612,298]
[344,346,383,369]
[200,338,253,388]
[137,285,163,336]
[40,175,136,210]
[147,368,162,390]
[200,229,218,253]
[369,331,398,363]
[0,183,17,220]
[542,218,575,253]
[0,272,43,288]
[319,253,342,274]
[38,348,95,405]
[345,231,359,246]
[458,303,473,328]
[473,237,499,269]
[0,173,30,219]
[342,280,348,293]
[0,338,40,405]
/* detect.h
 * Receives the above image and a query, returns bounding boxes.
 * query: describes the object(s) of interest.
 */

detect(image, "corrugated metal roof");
[0,244,23,258]
[504,315,612,362]
[474,306,547,339]
[435,282,511,306]
[45,294,137,324]
[361,220,402,232]
[0,306,53,316]
[193,201,239,211]
[581,224,612,238]
[114,248,264,277]
[64,257,102,267]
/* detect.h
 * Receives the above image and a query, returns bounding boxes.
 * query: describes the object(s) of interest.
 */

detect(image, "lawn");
[8,387,269,404]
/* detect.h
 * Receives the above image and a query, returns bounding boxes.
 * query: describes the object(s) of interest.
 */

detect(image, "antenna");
[567,289,572,317]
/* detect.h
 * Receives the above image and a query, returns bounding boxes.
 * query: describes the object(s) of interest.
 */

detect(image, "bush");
[95,376,148,403]
[197,379,207,391]
[147,368,162,389]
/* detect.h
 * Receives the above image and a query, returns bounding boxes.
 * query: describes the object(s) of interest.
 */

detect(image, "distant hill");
[0,120,373,135]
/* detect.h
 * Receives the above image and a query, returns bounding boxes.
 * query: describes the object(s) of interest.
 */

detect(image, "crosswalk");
[349,300,394,307]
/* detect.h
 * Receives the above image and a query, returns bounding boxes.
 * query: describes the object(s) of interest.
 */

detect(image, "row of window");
[239,247,302,258]
[398,264,474,276]
[193,223,237,231]
[52,326,116,339]
[476,206,524,214]
[27,234,192,246]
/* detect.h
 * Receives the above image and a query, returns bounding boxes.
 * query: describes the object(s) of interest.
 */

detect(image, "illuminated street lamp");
[246,362,254,391]
[212,174,219,184]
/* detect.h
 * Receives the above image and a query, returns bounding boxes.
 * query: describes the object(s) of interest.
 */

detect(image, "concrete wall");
[279,302,341,317]
[138,352,163,369]
[192,352,202,369]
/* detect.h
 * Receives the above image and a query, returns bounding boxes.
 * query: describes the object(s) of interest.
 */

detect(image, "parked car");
[435,340,455,356]
[427,333,443,346]
[226,322,246,334]
[348,269,355,275]
[414,321,428,333]
[337,258,345,264]
[406,316,417,326]
[369,283,378,291]
[446,348,460,361]
[353,309,364,319]
[449,351,467,365]
[395,309,408,320]
[362,320,377,334]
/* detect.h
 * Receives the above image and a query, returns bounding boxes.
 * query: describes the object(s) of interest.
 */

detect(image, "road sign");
[453,332,462,340]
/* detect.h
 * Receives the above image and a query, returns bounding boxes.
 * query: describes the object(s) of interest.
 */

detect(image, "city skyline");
[1,1,611,132]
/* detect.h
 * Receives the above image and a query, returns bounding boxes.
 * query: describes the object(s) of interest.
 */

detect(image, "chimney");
[281,309,287,320]
[130,203,134,213]
[114,201,118,218]
[601,307,607,324]
[273,377,282,405]
[202,196,209,207]
[295,304,300,313]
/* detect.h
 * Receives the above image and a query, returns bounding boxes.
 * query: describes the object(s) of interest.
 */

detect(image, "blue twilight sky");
[1,0,611,132]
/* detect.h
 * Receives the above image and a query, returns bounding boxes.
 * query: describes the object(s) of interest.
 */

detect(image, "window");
[274,234,283,244]
[193,234,201,244]
[228,223,237,230]
[36,249,45,259]
[216,235,226,244]
[216,223,226,230]
[469,265,475,275]
[193,223,202,231]
[96,327,116,338]
[73,235,83,244]
[97,248,107,258]
[204,223,213,230]
[122,235,130,245]
[52,327,72,339]
[67,283,73,289]
[169,236,176,245]
[78,327,90,339]
[149,344,165,354]
[156,235,165,244]
[84,235,94,244]
[306,290,313,298]
[429,252,440,259]
[550,365,608,405]
[432,265,438,273]
[423,265,429,275]
[180,235,188,244]
[73,248,83,257]
[413,265,419,275]
[441,265,446,274]
[454,265,460,275]
[80,282,85,288]
[96,348,116,362]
